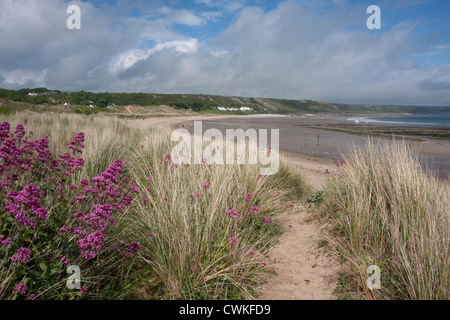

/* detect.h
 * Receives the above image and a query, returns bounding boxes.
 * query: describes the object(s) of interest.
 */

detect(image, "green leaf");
[39,261,48,273]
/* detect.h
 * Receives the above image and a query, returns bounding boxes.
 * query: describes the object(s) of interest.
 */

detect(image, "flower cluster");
[4,184,47,228]
[11,247,32,264]
[77,231,105,260]
[0,122,140,298]
[0,235,12,246]
[226,209,239,220]
[12,283,27,295]
[116,242,140,259]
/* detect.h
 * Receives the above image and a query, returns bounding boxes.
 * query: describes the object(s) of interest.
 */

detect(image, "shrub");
[0,121,140,299]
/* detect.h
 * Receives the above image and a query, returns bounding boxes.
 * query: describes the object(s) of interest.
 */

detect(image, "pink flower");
[61,256,70,265]
[0,235,12,246]
[13,283,27,295]
[244,193,252,201]
[263,217,270,225]
[203,183,210,190]
[80,286,87,296]
[226,209,239,219]
[11,247,32,264]
[251,206,259,213]
[230,237,237,244]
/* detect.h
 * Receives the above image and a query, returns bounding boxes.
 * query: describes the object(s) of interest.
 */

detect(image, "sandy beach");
[133,113,450,179]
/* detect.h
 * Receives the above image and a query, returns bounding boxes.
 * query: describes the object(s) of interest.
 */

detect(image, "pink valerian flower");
[247,251,255,257]
[123,242,140,259]
[3,185,48,228]
[77,204,116,232]
[125,242,140,253]
[130,185,140,194]
[203,183,210,190]
[226,209,239,220]
[14,124,26,139]
[32,207,48,220]
[289,203,294,207]
[244,193,252,201]
[77,231,105,260]
[192,192,203,199]
[76,195,87,202]
[230,237,237,244]
[80,286,87,296]
[96,159,123,184]
[13,283,27,295]
[263,217,270,225]
[164,154,172,163]
[61,256,70,265]
[68,132,85,154]
[27,293,38,300]
[11,247,32,264]
[251,206,259,213]
[0,235,12,245]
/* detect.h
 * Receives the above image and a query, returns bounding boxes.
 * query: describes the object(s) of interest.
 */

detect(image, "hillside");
[1,88,450,115]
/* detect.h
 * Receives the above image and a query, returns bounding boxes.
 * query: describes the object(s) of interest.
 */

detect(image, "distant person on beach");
[317,134,320,143]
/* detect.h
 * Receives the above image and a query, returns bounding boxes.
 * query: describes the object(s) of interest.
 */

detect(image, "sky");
[0,0,449,106]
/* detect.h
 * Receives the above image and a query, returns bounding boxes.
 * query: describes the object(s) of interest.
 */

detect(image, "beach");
[135,113,450,179]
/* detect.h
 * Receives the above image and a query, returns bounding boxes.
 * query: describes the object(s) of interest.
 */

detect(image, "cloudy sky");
[1,0,449,106]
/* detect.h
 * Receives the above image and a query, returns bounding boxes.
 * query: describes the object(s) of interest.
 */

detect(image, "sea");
[347,114,450,128]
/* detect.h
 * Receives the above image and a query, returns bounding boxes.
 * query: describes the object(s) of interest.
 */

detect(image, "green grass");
[323,138,449,300]
[0,111,309,300]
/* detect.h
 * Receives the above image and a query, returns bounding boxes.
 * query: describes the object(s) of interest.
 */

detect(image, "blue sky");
[0,0,449,105]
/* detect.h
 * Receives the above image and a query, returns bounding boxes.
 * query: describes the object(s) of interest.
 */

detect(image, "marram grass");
[324,138,449,300]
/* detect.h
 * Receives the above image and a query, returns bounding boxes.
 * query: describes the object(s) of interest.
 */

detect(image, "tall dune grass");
[324,138,449,300]
[1,111,308,299]
[127,128,309,298]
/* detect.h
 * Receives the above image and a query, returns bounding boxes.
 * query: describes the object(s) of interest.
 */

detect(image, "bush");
[0,121,140,299]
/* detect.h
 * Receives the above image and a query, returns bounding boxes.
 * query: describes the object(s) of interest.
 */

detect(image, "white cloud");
[159,7,205,26]
[0,0,449,105]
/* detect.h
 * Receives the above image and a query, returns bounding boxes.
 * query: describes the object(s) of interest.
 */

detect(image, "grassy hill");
[1,87,450,116]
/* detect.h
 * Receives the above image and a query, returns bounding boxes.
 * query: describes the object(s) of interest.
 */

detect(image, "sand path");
[256,153,338,300]
[131,115,339,299]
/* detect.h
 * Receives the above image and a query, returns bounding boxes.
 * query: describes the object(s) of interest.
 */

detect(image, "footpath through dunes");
[131,114,340,299]
[256,153,338,300]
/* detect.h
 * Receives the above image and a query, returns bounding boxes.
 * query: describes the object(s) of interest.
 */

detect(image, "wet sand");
[133,113,450,178]
[175,114,450,178]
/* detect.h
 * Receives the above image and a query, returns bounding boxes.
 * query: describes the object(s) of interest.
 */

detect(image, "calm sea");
[347,115,450,128]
